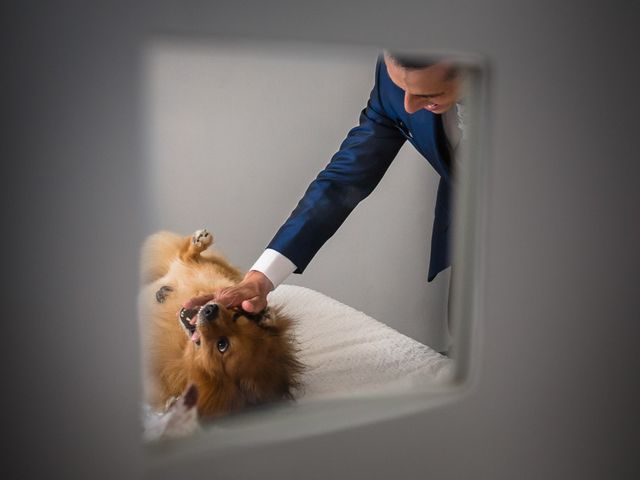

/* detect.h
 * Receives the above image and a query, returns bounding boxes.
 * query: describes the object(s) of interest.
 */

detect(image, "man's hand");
[215,270,274,313]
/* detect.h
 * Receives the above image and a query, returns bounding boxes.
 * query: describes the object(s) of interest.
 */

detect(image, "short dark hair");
[385,51,460,81]
[385,51,436,70]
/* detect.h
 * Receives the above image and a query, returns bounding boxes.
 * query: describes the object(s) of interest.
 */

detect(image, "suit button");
[398,121,413,139]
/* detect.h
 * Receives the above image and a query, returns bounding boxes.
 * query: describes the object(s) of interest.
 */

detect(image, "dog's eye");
[216,337,229,353]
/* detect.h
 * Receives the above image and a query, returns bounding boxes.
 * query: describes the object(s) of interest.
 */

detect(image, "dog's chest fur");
[162,257,237,297]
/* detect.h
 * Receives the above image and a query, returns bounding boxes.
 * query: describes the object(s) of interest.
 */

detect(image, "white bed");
[269,285,453,400]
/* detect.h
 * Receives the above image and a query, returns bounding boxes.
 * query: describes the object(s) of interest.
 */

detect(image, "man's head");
[384,51,462,115]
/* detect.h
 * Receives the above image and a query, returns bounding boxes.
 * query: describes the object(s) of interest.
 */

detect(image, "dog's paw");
[192,228,213,249]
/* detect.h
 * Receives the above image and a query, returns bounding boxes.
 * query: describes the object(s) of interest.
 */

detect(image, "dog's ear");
[182,384,199,409]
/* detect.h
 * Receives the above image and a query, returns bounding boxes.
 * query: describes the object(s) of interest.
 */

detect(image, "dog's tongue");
[191,330,201,344]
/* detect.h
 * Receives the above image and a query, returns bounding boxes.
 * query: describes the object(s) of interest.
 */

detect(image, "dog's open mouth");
[179,307,201,345]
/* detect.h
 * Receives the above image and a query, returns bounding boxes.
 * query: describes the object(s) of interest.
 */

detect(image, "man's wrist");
[245,270,274,294]
[250,249,296,289]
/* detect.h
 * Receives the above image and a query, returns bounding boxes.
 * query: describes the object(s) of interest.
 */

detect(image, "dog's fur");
[139,229,302,419]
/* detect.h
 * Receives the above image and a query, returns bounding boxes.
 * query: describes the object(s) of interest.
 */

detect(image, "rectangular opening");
[139,37,489,455]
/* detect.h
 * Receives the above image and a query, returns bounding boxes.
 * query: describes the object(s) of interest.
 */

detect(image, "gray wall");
[145,40,449,349]
[4,1,639,480]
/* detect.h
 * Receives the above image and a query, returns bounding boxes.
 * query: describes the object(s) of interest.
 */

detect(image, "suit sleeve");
[267,59,406,273]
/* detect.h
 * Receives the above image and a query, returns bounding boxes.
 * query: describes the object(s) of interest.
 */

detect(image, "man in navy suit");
[217,51,465,313]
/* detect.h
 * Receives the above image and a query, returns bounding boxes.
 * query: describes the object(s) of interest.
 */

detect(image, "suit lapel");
[406,110,452,182]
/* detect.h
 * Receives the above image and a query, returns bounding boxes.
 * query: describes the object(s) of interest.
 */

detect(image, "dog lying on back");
[139,228,302,420]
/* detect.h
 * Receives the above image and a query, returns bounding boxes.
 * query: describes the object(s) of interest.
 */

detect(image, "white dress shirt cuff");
[250,249,296,289]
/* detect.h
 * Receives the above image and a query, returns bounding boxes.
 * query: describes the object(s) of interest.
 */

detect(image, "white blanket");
[269,285,453,400]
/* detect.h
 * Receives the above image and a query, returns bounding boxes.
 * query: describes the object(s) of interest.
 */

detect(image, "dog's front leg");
[179,228,214,261]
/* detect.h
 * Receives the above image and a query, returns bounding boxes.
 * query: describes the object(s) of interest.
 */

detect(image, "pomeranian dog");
[139,228,302,420]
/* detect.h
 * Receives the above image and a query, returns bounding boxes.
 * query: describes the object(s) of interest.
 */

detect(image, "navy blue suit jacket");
[268,57,454,281]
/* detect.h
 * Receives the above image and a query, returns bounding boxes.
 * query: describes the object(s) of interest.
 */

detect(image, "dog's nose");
[201,303,219,321]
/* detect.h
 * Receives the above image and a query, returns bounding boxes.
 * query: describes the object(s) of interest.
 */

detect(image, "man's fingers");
[216,285,257,308]
[241,296,267,313]
[214,288,235,307]
[217,282,267,311]
[241,299,256,312]
[182,273,269,316]
[182,294,215,309]
[210,271,272,311]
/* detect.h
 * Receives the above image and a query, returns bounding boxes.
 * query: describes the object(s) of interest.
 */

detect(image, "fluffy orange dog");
[139,228,302,419]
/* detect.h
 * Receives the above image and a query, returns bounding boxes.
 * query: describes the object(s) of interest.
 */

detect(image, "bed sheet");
[269,285,453,400]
